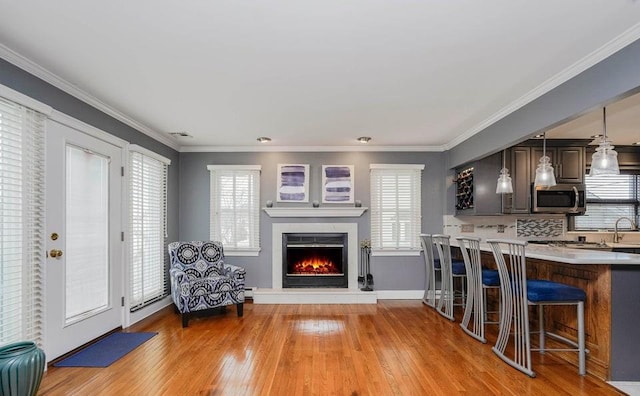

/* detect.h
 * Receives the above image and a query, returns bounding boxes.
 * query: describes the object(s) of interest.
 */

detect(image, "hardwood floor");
[39,301,623,395]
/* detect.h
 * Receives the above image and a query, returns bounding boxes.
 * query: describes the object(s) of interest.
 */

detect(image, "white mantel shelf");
[263,207,368,217]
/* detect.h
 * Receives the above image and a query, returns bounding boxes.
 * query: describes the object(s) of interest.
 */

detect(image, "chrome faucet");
[614,217,637,243]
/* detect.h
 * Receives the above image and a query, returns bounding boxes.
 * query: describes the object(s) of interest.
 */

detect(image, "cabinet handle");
[557,163,562,178]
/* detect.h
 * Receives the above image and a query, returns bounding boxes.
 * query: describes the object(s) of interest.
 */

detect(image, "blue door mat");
[53,332,157,367]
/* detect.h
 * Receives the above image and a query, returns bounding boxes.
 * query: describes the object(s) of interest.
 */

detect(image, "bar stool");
[456,237,500,343]
[486,239,586,377]
[432,235,466,321]
[420,234,437,308]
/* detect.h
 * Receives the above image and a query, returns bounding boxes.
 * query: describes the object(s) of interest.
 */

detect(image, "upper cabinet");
[455,140,592,216]
[503,146,531,214]
[531,146,585,183]
[502,139,589,214]
[454,152,503,216]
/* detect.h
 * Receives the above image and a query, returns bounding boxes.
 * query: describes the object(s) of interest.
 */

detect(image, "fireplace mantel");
[253,222,377,304]
[263,207,367,218]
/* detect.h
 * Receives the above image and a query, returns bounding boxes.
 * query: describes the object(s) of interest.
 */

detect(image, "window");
[0,96,46,346]
[129,145,170,312]
[370,164,424,255]
[208,165,261,256]
[573,174,639,231]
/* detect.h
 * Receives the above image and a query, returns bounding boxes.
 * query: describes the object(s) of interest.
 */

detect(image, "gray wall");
[448,39,640,169]
[179,151,446,290]
[0,58,180,247]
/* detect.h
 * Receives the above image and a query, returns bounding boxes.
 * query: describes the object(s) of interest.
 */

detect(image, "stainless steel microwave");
[531,183,586,214]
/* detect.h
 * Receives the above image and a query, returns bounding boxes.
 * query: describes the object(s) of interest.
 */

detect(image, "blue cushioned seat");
[526,279,586,302]
[481,269,500,286]
[434,258,465,273]
[451,261,466,275]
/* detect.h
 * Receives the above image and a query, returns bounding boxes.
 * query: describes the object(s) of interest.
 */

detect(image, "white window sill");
[225,249,261,257]
[372,249,421,257]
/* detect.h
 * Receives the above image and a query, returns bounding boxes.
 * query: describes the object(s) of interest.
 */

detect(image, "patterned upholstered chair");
[168,241,246,327]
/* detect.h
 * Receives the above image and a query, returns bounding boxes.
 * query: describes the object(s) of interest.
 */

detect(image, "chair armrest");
[170,268,189,284]
[223,264,246,284]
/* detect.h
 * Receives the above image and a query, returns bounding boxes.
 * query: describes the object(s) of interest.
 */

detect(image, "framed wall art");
[322,165,354,204]
[277,164,309,202]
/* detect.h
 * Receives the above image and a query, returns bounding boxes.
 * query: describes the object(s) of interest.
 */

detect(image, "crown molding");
[0,43,180,151]
[179,144,446,153]
[444,21,640,151]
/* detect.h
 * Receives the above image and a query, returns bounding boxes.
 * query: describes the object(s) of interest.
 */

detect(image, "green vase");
[0,341,46,396]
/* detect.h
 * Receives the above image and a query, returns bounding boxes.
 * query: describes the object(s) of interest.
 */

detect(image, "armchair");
[168,241,245,327]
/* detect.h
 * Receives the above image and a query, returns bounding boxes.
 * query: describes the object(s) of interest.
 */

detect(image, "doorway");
[44,119,124,360]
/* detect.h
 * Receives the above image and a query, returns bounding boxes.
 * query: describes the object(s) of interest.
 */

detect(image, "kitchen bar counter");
[449,239,640,381]
[450,240,640,265]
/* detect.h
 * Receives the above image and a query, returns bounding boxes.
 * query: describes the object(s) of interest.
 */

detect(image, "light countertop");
[450,240,640,265]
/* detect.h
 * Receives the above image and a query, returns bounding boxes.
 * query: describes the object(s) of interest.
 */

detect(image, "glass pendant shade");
[495,150,513,194]
[590,140,619,176]
[589,107,619,176]
[496,167,513,194]
[534,132,556,187]
[534,155,557,187]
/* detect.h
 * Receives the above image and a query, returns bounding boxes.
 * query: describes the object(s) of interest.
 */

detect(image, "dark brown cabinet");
[531,146,585,183]
[454,152,503,216]
[502,140,587,214]
[503,147,531,214]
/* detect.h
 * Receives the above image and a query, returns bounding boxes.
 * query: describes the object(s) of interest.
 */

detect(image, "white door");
[45,120,124,360]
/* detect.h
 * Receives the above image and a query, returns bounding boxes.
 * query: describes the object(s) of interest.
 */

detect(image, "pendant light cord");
[603,107,607,141]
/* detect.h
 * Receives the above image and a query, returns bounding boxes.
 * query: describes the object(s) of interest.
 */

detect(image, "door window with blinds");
[370,164,424,255]
[129,145,170,312]
[573,174,639,230]
[208,165,261,256]
[0,96,46,346]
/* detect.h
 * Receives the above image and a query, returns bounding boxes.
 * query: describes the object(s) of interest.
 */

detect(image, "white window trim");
[208,165,262,256]
[0,83,52,116]
[129,144,171,165]
[370,164,425,170]
[372,249,422,257]
[370,163,424,256]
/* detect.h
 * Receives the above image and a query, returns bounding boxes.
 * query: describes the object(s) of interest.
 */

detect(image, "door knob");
[49,249,63,258]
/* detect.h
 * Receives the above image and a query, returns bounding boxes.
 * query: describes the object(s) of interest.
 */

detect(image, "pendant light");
[496,150,513,194]
[590,107,619,176]
[534,132,557,187]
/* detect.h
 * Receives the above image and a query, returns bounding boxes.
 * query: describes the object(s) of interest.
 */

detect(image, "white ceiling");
[1,1,640,151]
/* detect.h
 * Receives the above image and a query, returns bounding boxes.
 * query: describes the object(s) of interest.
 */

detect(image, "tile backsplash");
[443,215,566,241]
[516,218,564,238]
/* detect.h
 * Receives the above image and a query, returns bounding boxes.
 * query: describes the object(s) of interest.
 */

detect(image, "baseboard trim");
[375,290,424,300]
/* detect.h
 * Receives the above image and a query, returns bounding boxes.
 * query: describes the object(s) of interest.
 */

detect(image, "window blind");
[370,165,424,252]
[208,165,261,254]
[129,147,170,312]
[0,97,45,346]
[574,174,639,231]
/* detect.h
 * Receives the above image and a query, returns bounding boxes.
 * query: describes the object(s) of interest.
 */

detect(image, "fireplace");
[282,233,348,288]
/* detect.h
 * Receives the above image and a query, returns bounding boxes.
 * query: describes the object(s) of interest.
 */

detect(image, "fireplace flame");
[291,256,340,274]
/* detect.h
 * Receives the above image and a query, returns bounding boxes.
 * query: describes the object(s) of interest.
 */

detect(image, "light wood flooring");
[39,300,624,395]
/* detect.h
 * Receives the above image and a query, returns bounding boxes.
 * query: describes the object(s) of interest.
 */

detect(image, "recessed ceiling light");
[591,134,603,139]
[257,137,272,143]
[169,131,193,139]
[534,134,544,139]
[357,136,372,143]
[633,141,640,146]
